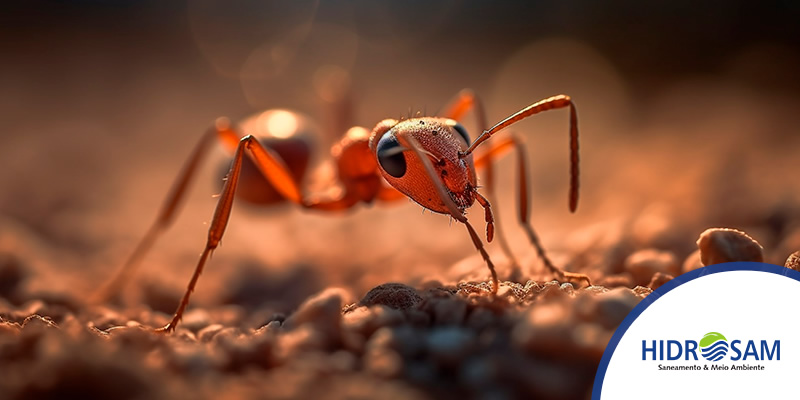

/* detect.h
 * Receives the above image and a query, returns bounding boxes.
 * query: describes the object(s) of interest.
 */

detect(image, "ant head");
[370,117,477,214]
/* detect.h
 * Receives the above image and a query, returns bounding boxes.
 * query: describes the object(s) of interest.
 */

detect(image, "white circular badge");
[593,262,800,399]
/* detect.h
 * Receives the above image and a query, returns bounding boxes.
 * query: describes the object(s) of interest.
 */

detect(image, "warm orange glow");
[260,110,298,139]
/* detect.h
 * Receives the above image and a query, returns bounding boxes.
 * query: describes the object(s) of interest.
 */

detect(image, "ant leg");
[92,119,242,303]
[440,89,522,279]
[461,94,579,212]
[157,134,304,332]
[473,191,495,243]
[397,132,498,294]
[508,135,591,287]
[472,137,515,170]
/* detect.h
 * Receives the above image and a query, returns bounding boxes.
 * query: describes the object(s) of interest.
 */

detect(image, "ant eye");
[449,122,470,144]
[376,134,407,178]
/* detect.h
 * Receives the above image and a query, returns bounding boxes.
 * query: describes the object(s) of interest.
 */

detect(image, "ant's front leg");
[440,89,521,278]
[396,131,499,294]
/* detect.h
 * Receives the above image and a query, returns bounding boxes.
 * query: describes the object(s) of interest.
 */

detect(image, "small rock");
[432,298,467,326]
[342,305,405,338]
[785,251,800,271]
[284,287,351,342]
[197,323,225,342]
[210,327,243,345]
[599,273,634,288]
[359,283,423,310]
[328,350,357,373]
[459,357,498,391]
[426,327,475,366]
[21,314,58,330]
[254,320,282,336]
[697,228,763,266]
[173,328,197,343]
[180,308,212,333]
[275,324,327,361]
[169,342,223,373]
[364,346,403,378]
[512,298,573,355]
[0,321,21,336]
[647,272,674,290]
[624,249,679,286]
[465,307,496,331]
[538,281,564,299]
[0,251,28,298]
[570,322,610,356]
[593,287,641,329]
[560,283,575,296]
[105,324,161,350]
[682,249,704,273]
[405,308,431,327]
[631,286,653,298]
[368,325,424,358]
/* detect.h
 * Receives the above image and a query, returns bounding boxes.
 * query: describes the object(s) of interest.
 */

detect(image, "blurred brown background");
[1,0,799,301]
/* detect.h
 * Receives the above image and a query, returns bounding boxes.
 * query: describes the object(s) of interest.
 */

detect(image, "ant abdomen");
[220,109,319,205]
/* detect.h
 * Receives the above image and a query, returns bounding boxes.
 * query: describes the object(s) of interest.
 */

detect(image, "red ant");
[95,90,590,332]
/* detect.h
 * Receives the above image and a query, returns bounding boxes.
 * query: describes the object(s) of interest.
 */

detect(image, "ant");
[95,90,590,332]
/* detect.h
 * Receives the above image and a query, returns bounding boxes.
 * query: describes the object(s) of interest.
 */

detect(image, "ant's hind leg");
[92,120,243,304]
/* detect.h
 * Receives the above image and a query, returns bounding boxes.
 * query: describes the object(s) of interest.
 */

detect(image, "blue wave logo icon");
[700,332,729,361]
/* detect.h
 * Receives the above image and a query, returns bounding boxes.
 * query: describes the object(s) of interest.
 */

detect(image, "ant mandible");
[95,90,591,332]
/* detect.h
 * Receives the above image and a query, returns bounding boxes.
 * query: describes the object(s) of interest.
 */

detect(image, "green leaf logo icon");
[700,332,729,361]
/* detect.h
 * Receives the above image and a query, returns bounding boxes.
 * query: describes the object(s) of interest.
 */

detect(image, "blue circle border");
[591,261,800,399]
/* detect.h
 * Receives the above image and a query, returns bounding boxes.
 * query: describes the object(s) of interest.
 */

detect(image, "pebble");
[405,308,431,327]
[512,299,571,356]
[560,283,575,296]
[0,320,21,336]
[538,281,564,299]
[465,307,496,331]
[367,325,424,359]
[426,327,475,366]
[210,327,244,345]
[275,324,328,361]
[105,324,162,351]
[785,251,800,271]
[197,323,225,342]
[593,287,641,329]
[0,251,28,297]
[599,273,634,288]
[647,272,674,290]
[21,314,58,330]
[364,346,403,378]
[696,228,763,266]
[180,309,212,333]
[432,297,467,326]
[284,287,350,342]
[624,249,679,286]
[682,249,704,273]
[358,283,423,310]
[342,305,405,338]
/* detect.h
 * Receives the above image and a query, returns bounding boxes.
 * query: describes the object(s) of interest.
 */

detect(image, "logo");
[594,263,800,399]
[641,333,780,363]
[699,332,729,361]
